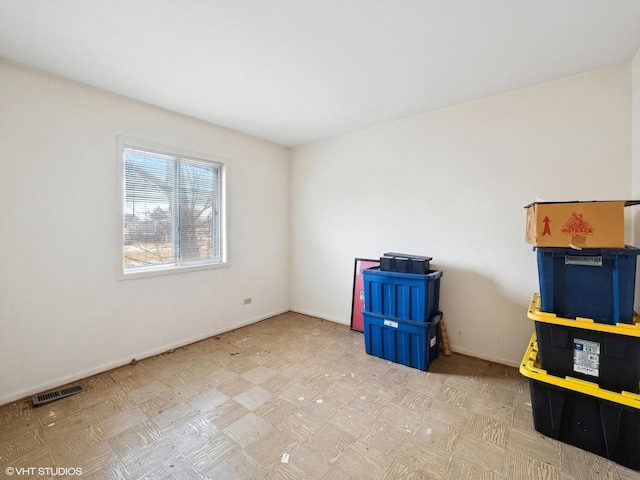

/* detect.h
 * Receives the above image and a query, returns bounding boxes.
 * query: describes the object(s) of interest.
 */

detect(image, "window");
[118,137,227,279]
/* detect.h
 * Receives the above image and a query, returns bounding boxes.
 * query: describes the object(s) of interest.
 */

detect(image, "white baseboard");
[288,308,348,326]
[290,309,519,367]
[449,345,520,368]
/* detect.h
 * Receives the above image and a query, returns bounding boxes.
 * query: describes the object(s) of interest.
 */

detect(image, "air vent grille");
[32,383,86,407]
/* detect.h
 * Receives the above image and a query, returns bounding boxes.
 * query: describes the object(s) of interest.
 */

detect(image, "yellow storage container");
[527,293,640,393]
[520,332,640,469]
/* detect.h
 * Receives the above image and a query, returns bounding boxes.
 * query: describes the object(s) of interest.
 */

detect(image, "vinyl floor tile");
[1,312,634,479]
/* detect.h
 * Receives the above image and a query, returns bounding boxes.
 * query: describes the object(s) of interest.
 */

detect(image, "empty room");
[2,1,640,479]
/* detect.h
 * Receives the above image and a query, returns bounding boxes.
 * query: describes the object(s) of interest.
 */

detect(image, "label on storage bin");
[430,336,436,348]
[383,319,399,328]
[564,255,603,267]
[573,338,600,377]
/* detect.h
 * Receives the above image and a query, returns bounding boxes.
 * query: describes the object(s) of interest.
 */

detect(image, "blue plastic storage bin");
[536,246,640,324]
[363,311,441,371]
[362,267,442,322]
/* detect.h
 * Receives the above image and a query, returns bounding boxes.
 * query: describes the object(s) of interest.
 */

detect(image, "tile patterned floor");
[1,312,638,479]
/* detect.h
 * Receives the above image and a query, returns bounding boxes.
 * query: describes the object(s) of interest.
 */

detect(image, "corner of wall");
[632,46,640,312]
[286,146,294,311]
[633,46,640,199]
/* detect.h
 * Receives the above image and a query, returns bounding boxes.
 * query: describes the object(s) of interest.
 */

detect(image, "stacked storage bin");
[520,332,640,470]
[522,201,640,469]
[361,253,443,371]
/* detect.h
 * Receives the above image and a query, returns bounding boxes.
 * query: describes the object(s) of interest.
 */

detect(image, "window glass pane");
[212,167,222,260]
[121,142,225,277]
[124,148,175,269]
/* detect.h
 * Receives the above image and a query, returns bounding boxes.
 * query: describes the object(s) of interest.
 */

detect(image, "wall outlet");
[243,298,252,305]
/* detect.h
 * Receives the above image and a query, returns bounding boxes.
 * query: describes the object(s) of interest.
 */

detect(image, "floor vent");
[32,383,86,407]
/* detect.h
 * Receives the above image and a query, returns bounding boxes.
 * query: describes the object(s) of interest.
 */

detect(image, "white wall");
[0,61,290,405]
[633,47,640,311]
[290,64,632,366]
[0,59,634,405]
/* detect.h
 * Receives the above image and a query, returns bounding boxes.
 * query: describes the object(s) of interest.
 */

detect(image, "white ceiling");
[1,1,640,147]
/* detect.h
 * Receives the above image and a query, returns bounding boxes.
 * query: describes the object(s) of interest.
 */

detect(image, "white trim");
[288,308,348,325]
[116,136,229,280]
[289,309,521,367]
[0,308,289,406]
[442,346,520,368]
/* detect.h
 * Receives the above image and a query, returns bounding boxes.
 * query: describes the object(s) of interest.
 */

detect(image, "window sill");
[117,260,229,280]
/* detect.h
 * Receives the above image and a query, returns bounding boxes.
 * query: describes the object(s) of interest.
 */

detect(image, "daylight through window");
[119,140,225,278]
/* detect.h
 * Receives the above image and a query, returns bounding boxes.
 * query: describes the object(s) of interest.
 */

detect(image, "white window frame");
[117,136,228,280]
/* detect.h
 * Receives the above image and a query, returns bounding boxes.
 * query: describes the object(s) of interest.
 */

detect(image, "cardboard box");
[524,200,640,248]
